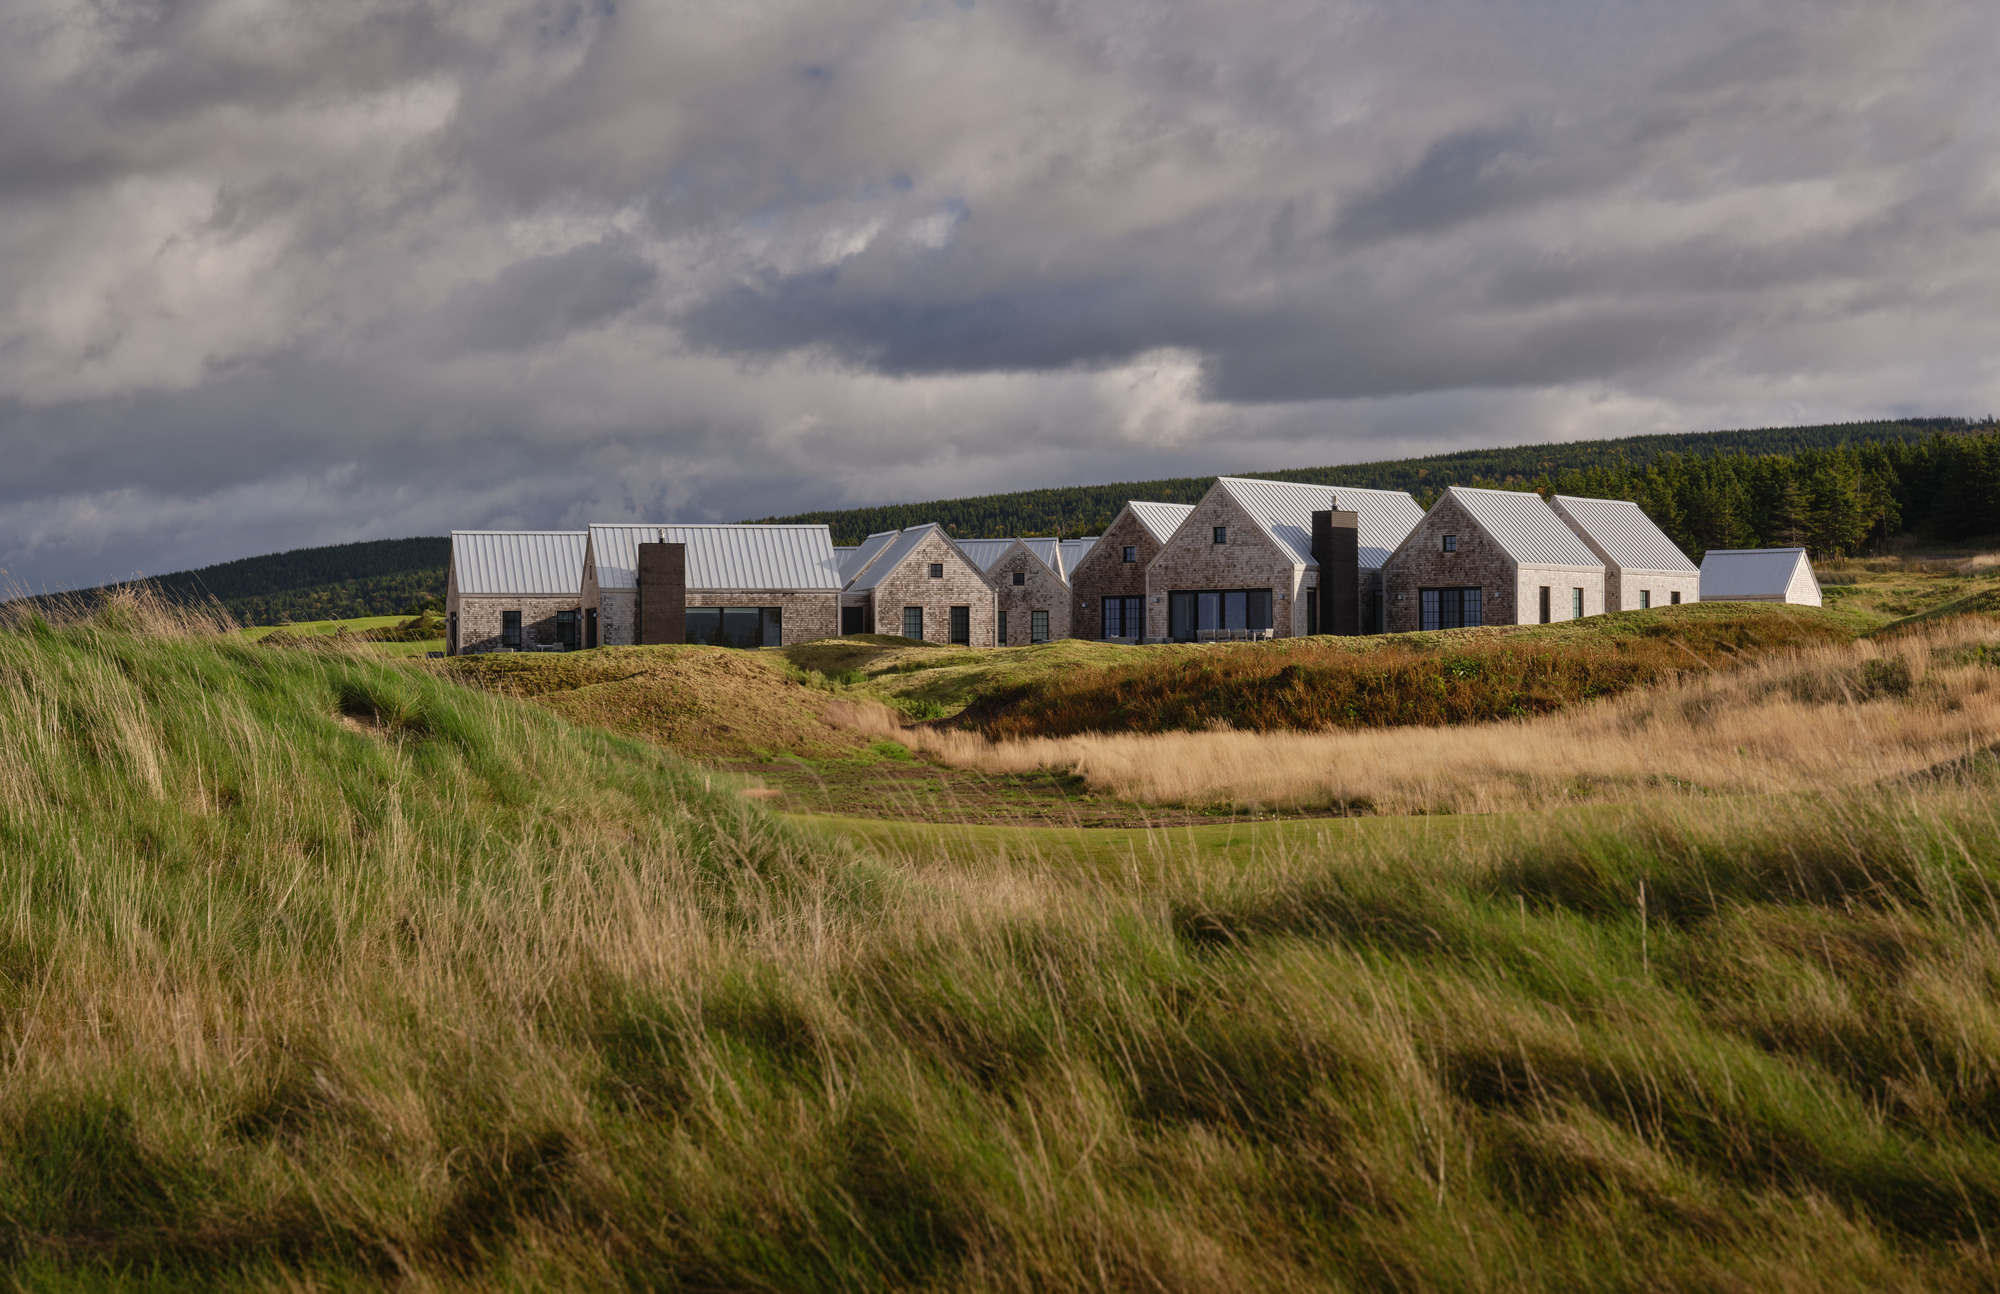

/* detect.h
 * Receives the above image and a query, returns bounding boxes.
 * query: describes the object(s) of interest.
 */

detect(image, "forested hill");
[753,418,1982,542]
[40,537,449,626]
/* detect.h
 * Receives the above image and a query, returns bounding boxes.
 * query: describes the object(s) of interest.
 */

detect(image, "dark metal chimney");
[636,540,686,646]
[1311,509,1360,635]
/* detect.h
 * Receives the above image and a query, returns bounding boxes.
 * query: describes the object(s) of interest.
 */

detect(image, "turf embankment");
[968,602,1875,738]
[11,603,2000,1286]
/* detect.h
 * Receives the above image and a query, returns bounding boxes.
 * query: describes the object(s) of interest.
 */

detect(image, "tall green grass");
[4,600,2000,1289]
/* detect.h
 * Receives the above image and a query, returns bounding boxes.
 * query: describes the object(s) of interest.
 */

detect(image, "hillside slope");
[8,606,2000,1286]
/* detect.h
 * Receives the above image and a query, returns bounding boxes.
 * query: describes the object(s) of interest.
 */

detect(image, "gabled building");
[1070,501,1196,641]
[1145,479,1426,641]
[1699,547,1822,606]
[1549,495,1700,610]
[977,537,1073,646]
[580,524,842,648]
[1382,486,1605,630]
[838,524,998,645]
[446,531,588,656]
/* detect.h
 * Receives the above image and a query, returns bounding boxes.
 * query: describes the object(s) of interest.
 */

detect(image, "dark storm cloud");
[3,0,1999,589]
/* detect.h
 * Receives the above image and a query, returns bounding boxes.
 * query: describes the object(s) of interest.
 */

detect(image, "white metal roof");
[1700,548,1816,598]
[587,524,842,592]
[955,538,1018,572]
[1059,537,1098,575]
[451,531,587,597]
[839,531,900,583]
[1128,501,1197,544]
[1446,487,1603,568]
[845,524,963,592]
[1213,478,1427,570]
[1551,495,1698,573]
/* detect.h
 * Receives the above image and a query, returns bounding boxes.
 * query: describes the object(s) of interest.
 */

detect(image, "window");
[1012,571,1025,586]
[584,608,597,649]
[928,562,944,579]
[448,612,458,655]
[1101,596,1143,639]
[1167,589,1273,640]
[903,607,924,640]
[1213,526,1227,544]
[841,606,864,635]
[1442,535,1457,552]
[1640,589,1651,609]
[1030,610,1049,643]
[1419,588,1482,631]
[685,606,782,648]
[501,610,522,648]
[950,606,970,645]
[1572,588,1584,619]
[556,609,577,648]
[998,611,1008,644]
[1539,586,1551,624]
[1671,591,1682,606]
[1123,545,1137,563]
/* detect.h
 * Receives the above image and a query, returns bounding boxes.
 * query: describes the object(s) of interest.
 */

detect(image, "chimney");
[636,540,686,646]
[1311,509,1359,635]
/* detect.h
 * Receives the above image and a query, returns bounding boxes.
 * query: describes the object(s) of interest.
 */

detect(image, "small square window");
[1123,546,1137,563]
[1012,571,1025,586]
[1671,591,1682,605]
[928,562,944,578]
[1442,535,1457,552]
[1213,526,1227,544]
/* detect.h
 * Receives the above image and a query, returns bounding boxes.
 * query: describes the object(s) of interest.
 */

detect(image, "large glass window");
[1030,610,1049,643]
[685,606,782,648]
[1419,588,1482,631]
[1101,596,1143,638]
[556,609,577,648]
[950,606,970,645]
[903,607,923,640]
[501,610,522,648]
[1167,589,1273,640]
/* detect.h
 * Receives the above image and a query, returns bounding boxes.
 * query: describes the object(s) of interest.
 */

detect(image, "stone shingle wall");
[1144,489,1306,639]
[685,591,839,644]
[867,531,998,645]
[453,595,581,653]
[989,545,1070,645]
[1070,509,1158,640]
[1384,495,1520,630]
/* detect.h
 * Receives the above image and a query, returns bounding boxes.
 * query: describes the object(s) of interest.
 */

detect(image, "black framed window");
[448,612,458,654]
[998,611,1008,644]
[501,610,522,648]
[1539,586,1551,624]
[1640,590,1651,609]
[1030,610,1049,643]
[841,606,864,634]
[1572,588,1584,619]
[556,609,577,647]
[903,607,923,640]
[1213,526,1227,544]
[1122,546,1137,563]
[1670,591,1682,605]
[1101,596,1142,638]
[685,606,781,648]
[950,606,970,645]
[1419,588,1482,631]
[1012,571,1025,586]
[928,562,944,578]
[1443,535,1457,552]
[584,608,597,648]
[1168,589,1272,640]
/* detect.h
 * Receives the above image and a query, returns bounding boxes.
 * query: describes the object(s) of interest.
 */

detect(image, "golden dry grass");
[895,617,2000,815]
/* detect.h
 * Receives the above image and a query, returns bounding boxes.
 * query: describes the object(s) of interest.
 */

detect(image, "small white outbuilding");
[1698,547,1822,607]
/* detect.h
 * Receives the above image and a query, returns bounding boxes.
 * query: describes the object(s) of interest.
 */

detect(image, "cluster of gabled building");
[445,478,1820,654]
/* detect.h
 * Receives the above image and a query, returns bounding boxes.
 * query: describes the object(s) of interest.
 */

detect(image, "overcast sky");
[4,0,1997,589]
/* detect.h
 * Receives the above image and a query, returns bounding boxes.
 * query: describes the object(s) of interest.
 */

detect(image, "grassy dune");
[7,599,2000,1287]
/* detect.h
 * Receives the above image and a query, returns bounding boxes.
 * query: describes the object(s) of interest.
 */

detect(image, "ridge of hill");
[23,416,1989,625]
[751,417,1983,542]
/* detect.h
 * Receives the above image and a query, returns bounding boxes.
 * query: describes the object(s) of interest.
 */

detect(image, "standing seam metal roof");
[1213,478,1426,570]
[1059,537,1098,576]
[1551,496,1697,572]
[1699,548,1815,598]
[451,531,588,597]
[845,524,969,592]
[587,524,842,591]
[1445,487,1603,568]
[839,531,901,584]
[1129,501,1198,544]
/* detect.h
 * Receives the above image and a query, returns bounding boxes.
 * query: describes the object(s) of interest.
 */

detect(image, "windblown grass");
[7,598,2000,1287]
[899,615,2000,815]
[977,604,1870,739]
